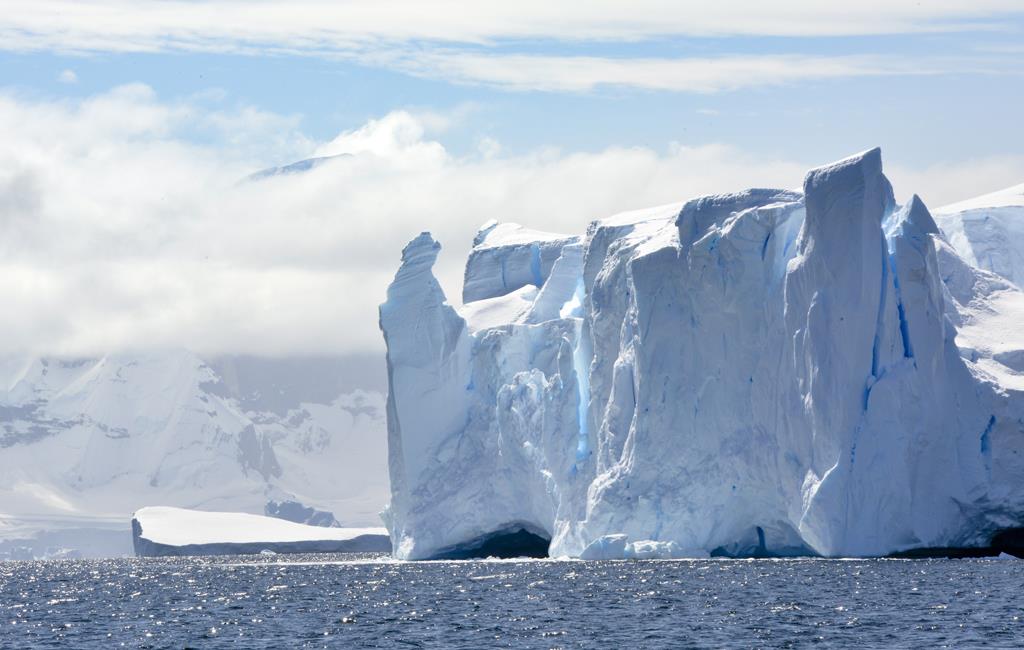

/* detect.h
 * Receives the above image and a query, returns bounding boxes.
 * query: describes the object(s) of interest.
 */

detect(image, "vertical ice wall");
[380,150,1024,559]
[379,230,587,559]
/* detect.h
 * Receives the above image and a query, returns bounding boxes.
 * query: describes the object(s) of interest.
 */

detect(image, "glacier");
[380,148,1024,560]
[0,351,389,559]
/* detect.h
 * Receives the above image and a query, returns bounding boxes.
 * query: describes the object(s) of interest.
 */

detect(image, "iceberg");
[131,506,391,557]
[379,148,1024,560]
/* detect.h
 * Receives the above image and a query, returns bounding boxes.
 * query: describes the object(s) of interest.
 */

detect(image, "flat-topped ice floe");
[131,506,391,557]
[380,148,1024,561]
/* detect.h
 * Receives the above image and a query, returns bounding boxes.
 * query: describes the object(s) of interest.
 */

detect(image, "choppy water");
[2,554,1023,648]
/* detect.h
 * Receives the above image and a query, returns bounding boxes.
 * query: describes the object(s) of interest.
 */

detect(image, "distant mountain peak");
[245,153,352,182]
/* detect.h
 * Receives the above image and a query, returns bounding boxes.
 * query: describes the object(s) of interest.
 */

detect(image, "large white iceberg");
[380,149,1024,560]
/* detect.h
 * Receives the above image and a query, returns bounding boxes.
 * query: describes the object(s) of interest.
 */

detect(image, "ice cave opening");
[990,527,1024,558]
[888,527,1024,559]
[432,524,551,560]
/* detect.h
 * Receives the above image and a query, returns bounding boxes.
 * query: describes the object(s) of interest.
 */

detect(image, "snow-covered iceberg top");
[380,148,1024,560]
[132,506,389,557]
[938,182,1024,214]
[935,181,1024,288]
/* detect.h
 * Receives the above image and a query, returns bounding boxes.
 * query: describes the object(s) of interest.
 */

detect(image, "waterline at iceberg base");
[379,148,1024,560]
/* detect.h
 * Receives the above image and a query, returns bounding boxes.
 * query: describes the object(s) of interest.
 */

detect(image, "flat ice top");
[938,182,1024,213]
[134,506,387,547]
[598,201,683,228]
[460,285,537,332]
[475,222,572,249]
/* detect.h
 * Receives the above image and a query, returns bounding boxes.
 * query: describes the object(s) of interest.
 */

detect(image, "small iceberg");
[131,506,391,557]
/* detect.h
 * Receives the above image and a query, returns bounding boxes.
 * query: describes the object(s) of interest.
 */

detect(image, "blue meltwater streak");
[560,276,591,461]
[529,243,544,288]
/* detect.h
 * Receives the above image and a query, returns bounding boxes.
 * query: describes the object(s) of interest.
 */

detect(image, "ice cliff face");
[380,148,1024,559]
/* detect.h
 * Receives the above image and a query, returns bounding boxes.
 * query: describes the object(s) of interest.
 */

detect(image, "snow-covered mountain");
[380,148,1024,560]
[0,351,388,559]
[245,153,351,182]
[935,182,1024,288]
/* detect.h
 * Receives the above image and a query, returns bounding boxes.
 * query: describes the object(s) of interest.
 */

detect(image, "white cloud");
[3,2,1020,94]
[888,155,1024,209]
[387,52,950,93]
[314,110,445,161]
[3,0,1021,52]
[477,136,501,159]
[1,86,1021,358]
[57,69,77,84]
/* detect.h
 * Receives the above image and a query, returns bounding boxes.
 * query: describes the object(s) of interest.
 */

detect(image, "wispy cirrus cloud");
[2,1,1023,94]
[2,0,1022,52]
[382,52,984,93]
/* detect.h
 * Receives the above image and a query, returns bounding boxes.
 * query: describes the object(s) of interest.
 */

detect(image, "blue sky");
[1,1,1024,357]
[3,3,1023,166]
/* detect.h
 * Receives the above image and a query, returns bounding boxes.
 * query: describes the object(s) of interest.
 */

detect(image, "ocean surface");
[2,554,1023,648]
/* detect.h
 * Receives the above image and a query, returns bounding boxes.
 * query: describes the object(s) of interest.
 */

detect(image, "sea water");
[2,554,1023,648]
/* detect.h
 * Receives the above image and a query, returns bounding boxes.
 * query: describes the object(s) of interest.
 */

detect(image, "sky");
[1,1,1023,360]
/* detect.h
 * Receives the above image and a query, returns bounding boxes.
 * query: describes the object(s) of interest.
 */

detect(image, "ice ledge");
[804,146,882,186]
[463,222,580,303]
[676,188,802,247]
[471,222,573,250]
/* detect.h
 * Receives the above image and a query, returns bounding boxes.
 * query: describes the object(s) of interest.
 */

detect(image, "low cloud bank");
[1,85,1021,357]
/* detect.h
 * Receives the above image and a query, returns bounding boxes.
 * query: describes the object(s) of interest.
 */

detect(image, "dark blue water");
[2,554,1023,648]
